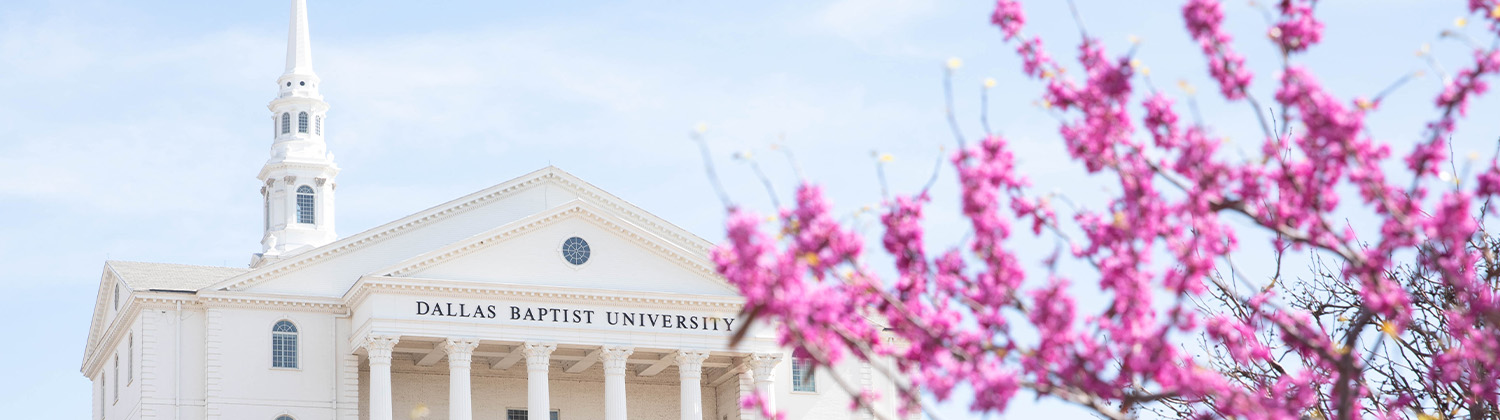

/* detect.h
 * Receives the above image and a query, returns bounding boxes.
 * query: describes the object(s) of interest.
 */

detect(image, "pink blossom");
[1271,0,1324,53]
[1183,0,1253,99]
[989,0,1025,41]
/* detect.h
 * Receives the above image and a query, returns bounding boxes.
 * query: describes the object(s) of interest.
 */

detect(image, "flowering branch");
[706,1,1500,419]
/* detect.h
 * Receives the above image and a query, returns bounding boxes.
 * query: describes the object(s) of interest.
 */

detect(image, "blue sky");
[2,0,1496,418]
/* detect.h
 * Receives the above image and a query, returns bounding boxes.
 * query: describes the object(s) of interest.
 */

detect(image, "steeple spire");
[254,0,338,267]
[284,0,314,75]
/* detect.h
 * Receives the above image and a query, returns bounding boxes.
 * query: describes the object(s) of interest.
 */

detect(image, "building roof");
[106,261,249,292]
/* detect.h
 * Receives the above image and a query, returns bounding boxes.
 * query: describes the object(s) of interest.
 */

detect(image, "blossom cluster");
[1183,0,1252,99]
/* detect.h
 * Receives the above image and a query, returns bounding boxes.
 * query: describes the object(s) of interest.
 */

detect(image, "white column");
[443,338,479,420]
[746,353,783,420]
[523,342,557,420]
[676,350,712,420]
[362,334,400,420]
[600,346,634,420]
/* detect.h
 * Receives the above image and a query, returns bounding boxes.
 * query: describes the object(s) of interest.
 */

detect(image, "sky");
[2,0,1497,418]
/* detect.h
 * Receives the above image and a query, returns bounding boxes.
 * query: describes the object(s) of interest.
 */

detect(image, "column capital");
[361,334,400,364]
[747,353,783,382]
[443,338,480,366]
[600,346,635,374]
[522,342,557,371]
[675,350,712,379]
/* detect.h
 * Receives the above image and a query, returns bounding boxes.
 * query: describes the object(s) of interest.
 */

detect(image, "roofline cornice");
[196,292,345,312]
[257,161,339,179]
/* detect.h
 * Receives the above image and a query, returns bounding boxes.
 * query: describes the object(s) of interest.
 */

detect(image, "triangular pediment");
[374,200,737,296]
[210,166,721,298]
[81,263,123,372]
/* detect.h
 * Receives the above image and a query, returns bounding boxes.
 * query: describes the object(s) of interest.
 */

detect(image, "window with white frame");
[792,356,816,392]
[276,415,295,420]
[315,116,322,135]
[505,409,560,420]
[112,355,119,401]
[298,112,308,133]
[272,320,298,368]
[281,113,291,134]
[126,334,133,384]
[296,186,315,224]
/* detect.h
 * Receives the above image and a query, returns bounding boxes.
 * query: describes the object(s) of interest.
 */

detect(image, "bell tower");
[255,0,338,267]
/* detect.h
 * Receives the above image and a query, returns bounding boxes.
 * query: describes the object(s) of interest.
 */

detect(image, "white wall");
[102,317,143,420]
[776,355,905,420]
[203,306,344,420]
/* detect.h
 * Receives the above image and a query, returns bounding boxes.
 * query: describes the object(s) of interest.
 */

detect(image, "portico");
[358,334,780,420]
[343,264,781,420]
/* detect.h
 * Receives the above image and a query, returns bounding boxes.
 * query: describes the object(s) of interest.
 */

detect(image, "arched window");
[298,112,308,133]
[126,333,133,384]
[295,186,315,224]
[315,116,322,135]
[112,355,119,400]
[276,416,296,420]
[272,320,298,368]
[281,113,291,134]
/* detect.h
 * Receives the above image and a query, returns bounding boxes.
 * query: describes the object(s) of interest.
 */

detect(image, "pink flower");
[989,0,1025,41]
[1184,0,1253,99]
[1271,0,1324,53]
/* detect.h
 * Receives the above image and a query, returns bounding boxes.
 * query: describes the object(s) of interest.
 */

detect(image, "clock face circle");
[561,236,591,266]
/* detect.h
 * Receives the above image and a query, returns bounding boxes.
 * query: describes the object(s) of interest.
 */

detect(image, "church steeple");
[254,0,339,267]
[284,0,314,76]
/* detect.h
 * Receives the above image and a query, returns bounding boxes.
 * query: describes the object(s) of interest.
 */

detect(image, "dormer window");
[298,112,308,133]
[296,186,315,224]
[281,113,291,134]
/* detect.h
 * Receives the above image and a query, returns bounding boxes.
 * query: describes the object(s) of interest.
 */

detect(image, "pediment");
[81,263,122,372]
[207,166,719,297]
[374,200,738,296]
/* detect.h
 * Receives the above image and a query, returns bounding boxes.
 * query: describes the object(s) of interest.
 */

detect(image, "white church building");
[80,2,907,420]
